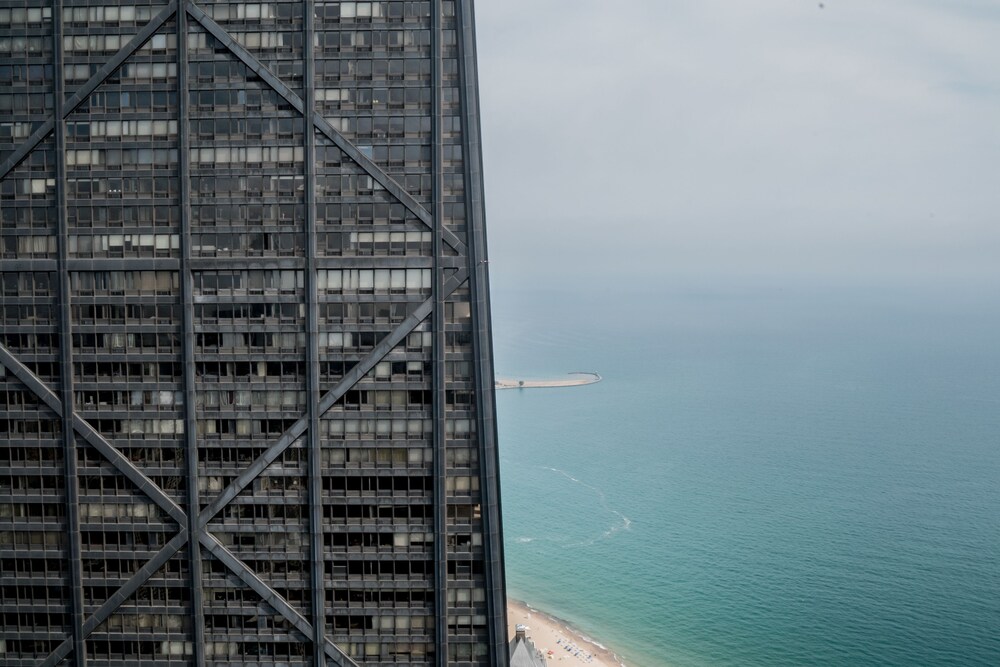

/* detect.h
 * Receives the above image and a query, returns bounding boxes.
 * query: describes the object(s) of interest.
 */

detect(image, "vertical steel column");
[177,4,207,665]
[303,2,327,664]
[454,1,508,663]
[52,1,87,664]
[430,0,450,662]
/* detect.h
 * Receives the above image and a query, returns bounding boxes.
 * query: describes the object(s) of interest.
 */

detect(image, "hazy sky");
[474,0,1000,291]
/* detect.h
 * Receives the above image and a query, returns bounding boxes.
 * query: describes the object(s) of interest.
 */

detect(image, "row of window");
[320,112,434,139]
[319,302,414,324]
[3,237,54,261]
[322,503,431,523]
[79,502,163,524]
[78,473,168,494]
[0,7,52,25]
[324,529,432,550]
[194,269,302,294]
[190,115,300,138]
[0,63,52,84]
[86,418,185,436]
[327,475,433,497]
[96,613,188,633]
[81,90,176,113]
[321,417,439,438]
[315,83,434,109]
[67,176,177,198]
[5,174,442,202]
[205,3,298,23]
[196,360,303,380]
[328,612,436,633]
[0,204,55,228]
[230,30,304,51]
[195,302,301,322]
[61,5,157,26]
[0,502,63,520]
[75,361,180,382]
[193,202,302,223]
[66,147,177,167]
[0,36,49,56]
[294,229,441,255]
[189,86,284,112]
[315,56,432,82]
[192,231,303,256]
[67,119,177,139]
[117,61,178,82]
[193,173,304,196]
[320,328,432,354]
[0,386,47,409]
[0,583,68,606]
[0,419,61,438]
[1,177,55,197]
[0,306,54,327]
[217,1,437,24]
[70,270,178,295]
[316,268,432,292]
[73,303,178,323]
[192,145,303,165]
[1,272,54,296]
[315,28,432,50]
[63,32,175,54]
[0,556,65,577]
[195,331,306,353]
[0,445,63,468]
[77,389,182,409]
[70,236,173,259]
[198,418,292,437]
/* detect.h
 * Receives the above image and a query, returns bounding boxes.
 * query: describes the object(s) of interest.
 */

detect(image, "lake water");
[492,279,1000,666]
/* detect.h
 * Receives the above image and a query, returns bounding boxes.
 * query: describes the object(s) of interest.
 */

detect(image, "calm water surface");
[493,282,1000,666]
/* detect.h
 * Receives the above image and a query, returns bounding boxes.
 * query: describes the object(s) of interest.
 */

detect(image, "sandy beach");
[496,372,602,390]
[508,599,626,666]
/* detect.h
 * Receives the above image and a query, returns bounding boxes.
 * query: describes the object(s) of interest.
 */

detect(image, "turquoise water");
[492,281,1000,666]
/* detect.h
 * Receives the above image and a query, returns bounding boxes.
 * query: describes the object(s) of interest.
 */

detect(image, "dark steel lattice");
[0,1,506,665]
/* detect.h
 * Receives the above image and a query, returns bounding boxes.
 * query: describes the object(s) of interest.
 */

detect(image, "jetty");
[495,372,602,390]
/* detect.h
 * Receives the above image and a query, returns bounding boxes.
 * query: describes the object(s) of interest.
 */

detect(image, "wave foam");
[543,466,633,546]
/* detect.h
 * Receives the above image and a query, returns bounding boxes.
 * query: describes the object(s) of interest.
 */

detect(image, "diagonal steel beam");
[39,529,190,667]
[71,414,188,524]
[0,1,178,181]
[0,118,54,182]
[309,113,468,258]
[0,343,63,415]
[182,1,467,256]
[197,269,468,528]
[0,343,187,526]
[198,533,360,667]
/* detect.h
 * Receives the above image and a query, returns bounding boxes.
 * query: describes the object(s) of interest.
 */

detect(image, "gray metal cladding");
[0,1,506,664]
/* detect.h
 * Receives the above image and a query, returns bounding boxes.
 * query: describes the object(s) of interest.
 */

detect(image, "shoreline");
[496,372,602,390]
[507,598,628,667]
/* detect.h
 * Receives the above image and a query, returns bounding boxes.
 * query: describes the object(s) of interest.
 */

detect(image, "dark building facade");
[0,1,505,665]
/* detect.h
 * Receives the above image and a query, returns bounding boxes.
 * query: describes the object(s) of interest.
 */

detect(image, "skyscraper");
[0,1,505,665]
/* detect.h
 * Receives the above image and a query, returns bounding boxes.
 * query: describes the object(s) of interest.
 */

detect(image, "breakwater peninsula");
[495,372,602,390]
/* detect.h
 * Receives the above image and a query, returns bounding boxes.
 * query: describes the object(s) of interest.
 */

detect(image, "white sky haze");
[475,0,1000,290]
